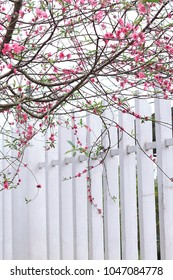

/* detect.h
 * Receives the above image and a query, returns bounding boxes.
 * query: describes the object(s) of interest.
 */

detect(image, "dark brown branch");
[0,0,23,51]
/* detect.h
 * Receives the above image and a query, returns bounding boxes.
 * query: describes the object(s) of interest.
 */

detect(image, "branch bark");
[0,0,23,51]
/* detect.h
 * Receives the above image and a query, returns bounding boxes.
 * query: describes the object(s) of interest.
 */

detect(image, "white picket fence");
[0,97,173,260]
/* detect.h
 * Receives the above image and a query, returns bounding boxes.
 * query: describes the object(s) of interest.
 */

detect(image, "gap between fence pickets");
[37,138,173,168]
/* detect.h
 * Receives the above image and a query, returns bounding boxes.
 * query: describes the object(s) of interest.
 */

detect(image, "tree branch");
[0,0,23,51]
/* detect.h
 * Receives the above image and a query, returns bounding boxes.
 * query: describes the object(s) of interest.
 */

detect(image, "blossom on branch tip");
[137,72,146,78]
[59,52,65,60]
[12,43,25,54]
[103,32,115,44]
[138,4,147,14]
[36,8,48,19]
[2,44,12,55]
[3,181,9,189]
[7,64,13,69]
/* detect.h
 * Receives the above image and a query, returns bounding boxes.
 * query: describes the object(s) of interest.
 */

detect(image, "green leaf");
[79,118,83,126]
[25,197,31,204]
[72,151,76,157]
[145,0,159,2]
[67,140,75,148]
[65,149,76,157]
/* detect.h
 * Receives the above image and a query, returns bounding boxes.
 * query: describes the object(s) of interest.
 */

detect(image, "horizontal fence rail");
[0,98,173,260]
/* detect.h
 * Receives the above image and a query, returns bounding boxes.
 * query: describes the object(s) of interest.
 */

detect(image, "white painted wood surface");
[27,134,47,259]
[0,100,173,260]
[119,110,138,260]
[45,128,60,259]
[12,148,29,260]
[87,114,104,260]
[155,98,173,259]
[1,135,13,259]
[135,98,157,259]
[58,122,74,260]
[72,114,88,260]
[102,107,121,260]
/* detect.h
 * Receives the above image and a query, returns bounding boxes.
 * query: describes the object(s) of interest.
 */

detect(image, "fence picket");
[0,137,3,259]
[87,114,104,260]
[135,98,157,259]
[119,110,138,259]
[12,149,29,260]
[155,98,173,259]
[72,113,88,260]
[45,130,60,259]
[102,108,121,259]
[27,135,47,259]
[58,122,74,259]
[1,135,13,259]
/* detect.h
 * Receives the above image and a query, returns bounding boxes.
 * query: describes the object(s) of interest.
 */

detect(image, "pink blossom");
[126,22,133,31]
[138,4,147,14]
[67,53,71,59]
[4,181,9,189]
[5,15,11,21]
[118,18,124,27]
[12,43,25,54]
[135,55,140,63]
[101,23,106,30]
[133,112,142,119]
[103,32,115,44]
[138,32,145,43]
[62,7,66,13]
[95,11,105,23]
[7,63,12,69]
[90,78,95,83]
[49,134,55,143]
[59,52,65,60]
[2,43,12,55]
[19,10,24,18]
[20,113,28,123]
[88,0,97,7]
[116,29,126,39]
[169,48,173,55]
[138,72,146,78]
[53,67,58,73]
[36,8,48,19]
[26,125,33,140]
[132,32,145,46]
[64,0,72,3]
[132,32,138,41]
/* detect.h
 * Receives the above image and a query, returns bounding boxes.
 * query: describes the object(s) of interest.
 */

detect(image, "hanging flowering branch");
[0,0,172,193]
